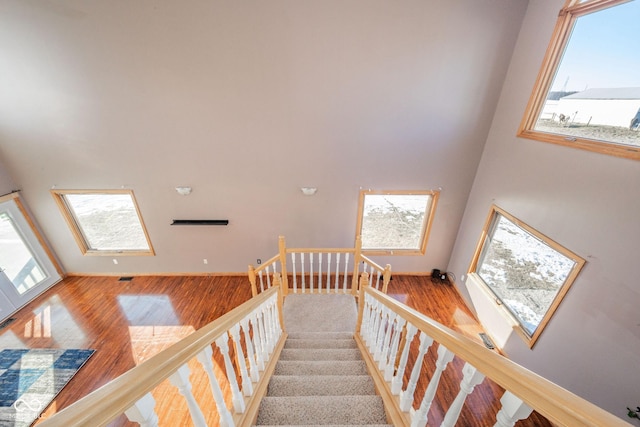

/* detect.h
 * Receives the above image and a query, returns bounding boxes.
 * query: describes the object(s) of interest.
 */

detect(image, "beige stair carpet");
[255,294,391,426]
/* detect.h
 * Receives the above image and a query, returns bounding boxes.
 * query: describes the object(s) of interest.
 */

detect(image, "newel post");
[382,263,392,294]
[355,272,369,335]
[352,236,363,295]
[278,235,289,296]
[248,265,258,297]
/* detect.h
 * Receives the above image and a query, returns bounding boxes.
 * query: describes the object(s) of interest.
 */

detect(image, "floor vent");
[479,332,495,350]
[0,317,16,331]
[118,276,134,282]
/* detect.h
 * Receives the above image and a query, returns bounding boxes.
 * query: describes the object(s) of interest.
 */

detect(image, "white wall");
[447,0,640,420]
[0,0,527,275]
[0,157,17,196]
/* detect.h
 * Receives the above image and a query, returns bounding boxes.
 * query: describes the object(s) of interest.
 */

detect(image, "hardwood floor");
[0,274,550,426]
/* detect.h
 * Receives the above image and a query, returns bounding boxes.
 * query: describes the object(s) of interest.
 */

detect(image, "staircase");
[255,331,391,426]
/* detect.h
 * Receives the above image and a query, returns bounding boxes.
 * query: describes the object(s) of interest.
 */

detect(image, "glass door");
[0,198,61,317]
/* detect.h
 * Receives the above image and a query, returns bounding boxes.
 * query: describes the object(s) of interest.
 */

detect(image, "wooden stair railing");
[355,274,633,427]
[248,235,392,297]
[38,282,287,427]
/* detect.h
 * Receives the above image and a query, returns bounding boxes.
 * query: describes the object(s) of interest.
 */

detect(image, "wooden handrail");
[253,254,280,274]
[39,286,281,427]
[361,286,632,427]
[284,247,357,254]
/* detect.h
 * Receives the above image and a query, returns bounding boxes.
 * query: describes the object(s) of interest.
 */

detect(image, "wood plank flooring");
[0,274,550,426]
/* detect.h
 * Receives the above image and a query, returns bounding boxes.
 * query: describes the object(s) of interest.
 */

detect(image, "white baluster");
[400,331,434,412]
[124,393,159,427]
[240,317,259,382]
[360,295,373,342]
[273,295,283,334]
[215,334,246,413]
[440,363,485,427]
[196,346,234,427]
[494,391,533,427]
[250,311,265,371]
[318,252,323,291]
[258,270,264,292]
[266,265,272,289]
[291,252,298,293]
[259,303,271,357]
[169,364,208,427]
[343,253,350,291]
[384,316,406,381]
[309,252,314,292]
[374,307,390,362]
[326,253,331,293]
[392,323,418,395]
[412,344,455,427]
[269,297,279,345]
[264,300,275,354]
[367,301,381,352]
[230,324,253,396]
[377,311,396,368]
[366,296,378,346]
[301,252,306,292]
[376,271,382,289]
[334,253,340,291]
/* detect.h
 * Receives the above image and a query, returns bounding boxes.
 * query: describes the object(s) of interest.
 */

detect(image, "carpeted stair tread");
[256,295,388,426]
[267,375,376,396]
[279,348,363,361]
[275,360,368,376]
[285,339,357,349]
[286,332,354,340]
[255,395,388,425]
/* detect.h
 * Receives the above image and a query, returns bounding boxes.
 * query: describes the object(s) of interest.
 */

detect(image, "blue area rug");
[0,349,94,427]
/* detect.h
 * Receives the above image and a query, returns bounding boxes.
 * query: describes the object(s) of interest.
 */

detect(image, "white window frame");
[51,189,155,256]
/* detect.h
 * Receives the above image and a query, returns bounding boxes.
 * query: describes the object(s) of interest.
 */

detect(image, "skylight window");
[51,190,154,256]
[518,0,640,160]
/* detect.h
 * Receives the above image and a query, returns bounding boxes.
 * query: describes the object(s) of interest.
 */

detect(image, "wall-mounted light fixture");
[175,186,192,196]
[300,187,317,196]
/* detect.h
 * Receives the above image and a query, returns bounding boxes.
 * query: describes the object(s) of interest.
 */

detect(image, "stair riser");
[275,361,368,376]
[285,339,357,349]
[267,375,376,396]
[279,348,363,361]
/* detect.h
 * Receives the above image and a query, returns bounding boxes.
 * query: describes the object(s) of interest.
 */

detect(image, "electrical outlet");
[203,259,208,265]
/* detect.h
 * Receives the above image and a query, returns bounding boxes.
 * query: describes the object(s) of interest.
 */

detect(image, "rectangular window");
[51,190,154,256]
[356,190,439,255]
[469,206,585,347]
[518,0,640,160]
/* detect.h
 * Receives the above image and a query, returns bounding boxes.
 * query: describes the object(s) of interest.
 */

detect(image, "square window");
[356,190,439,255]
[469,206,585,347]
[51,190,154,256]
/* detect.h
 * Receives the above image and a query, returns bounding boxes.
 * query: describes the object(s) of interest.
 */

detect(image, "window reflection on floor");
[28,295,87,348]
[118,295,195,364]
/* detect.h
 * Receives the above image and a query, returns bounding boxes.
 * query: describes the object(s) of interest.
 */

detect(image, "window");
[356,190,439,255]
[51,190,154,256]
[469,206,585,347]
[518,0,640,160]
